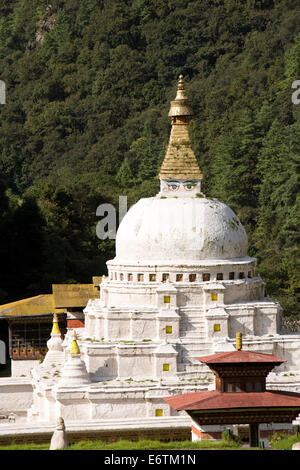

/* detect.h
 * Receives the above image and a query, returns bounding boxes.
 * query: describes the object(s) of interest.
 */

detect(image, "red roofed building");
[164,335,300,447]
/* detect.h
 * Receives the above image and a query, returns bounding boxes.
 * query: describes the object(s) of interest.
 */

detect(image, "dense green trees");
[0,0,299,318]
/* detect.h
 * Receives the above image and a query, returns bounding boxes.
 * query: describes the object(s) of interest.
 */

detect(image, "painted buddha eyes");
[183,181,196,191]
[167,181,180,191]
[167,180,197,191]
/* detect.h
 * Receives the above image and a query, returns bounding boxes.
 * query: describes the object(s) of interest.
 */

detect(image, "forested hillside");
[0,0,299,318]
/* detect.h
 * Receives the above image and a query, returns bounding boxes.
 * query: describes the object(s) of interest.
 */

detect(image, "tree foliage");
[0,0,299,316]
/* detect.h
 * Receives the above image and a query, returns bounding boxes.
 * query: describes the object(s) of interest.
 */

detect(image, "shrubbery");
[0,0,299,315]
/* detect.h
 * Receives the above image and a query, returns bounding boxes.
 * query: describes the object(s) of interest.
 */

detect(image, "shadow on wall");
[94,357,118,381]
[274,343,300,372]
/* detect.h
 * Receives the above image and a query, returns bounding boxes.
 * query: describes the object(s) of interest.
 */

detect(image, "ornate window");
[254,381,263,392]
[162,273,169,282]
[176,274,183,282]
[149,273,156,282]
[225,382,242,392]
[189,274,196,282]
[9,318,66,360]
[138,273,144,282]
[217,273,223,280]
[128,273,133,281]
[246,382,254,392]
[203,273,210,282]
[229,272,235,280]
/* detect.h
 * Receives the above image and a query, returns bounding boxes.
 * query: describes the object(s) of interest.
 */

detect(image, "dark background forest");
[0,0,299,320]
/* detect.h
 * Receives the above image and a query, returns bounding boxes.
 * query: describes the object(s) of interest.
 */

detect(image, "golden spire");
[51,312,61,335]
[70,330,80,355]
[158,75,202,180]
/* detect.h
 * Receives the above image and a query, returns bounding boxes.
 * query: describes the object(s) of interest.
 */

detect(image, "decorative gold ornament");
[236,332,243,350]
[51,312,61,335]
[70,330,80,355]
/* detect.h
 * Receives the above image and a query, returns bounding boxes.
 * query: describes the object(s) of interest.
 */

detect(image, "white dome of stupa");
[115,196,248,263]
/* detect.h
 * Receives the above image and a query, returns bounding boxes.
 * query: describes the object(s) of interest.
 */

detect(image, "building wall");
[99,278,264,309]
[33,386,189,423]
[191,420,295,443]
[11,359,40,377]
[0,377,33,413]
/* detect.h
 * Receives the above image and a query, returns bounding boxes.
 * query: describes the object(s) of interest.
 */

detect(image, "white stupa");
[56,331,90,388]
[26,76,300,432]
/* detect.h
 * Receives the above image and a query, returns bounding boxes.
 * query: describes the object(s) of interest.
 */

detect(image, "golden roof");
[52,283,99,309]
[0,294,57,317]
[0,280,101,318]
[158,75,202,180]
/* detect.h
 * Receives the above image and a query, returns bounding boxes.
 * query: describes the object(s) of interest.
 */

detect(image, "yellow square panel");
[211,293,218,301]
[214,324,221,332]
[155,409,163,417]
[166,325,172,334]
[163,363,170,371]
[164,295,170,304]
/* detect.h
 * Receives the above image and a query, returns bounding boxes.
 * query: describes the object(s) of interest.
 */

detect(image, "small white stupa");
[56,331,90,388]
[42,313,64,367]
[49,417,68,450]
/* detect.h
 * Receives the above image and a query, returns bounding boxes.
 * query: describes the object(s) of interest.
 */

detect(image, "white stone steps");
[180,325,206,331]
[179,325,207,339]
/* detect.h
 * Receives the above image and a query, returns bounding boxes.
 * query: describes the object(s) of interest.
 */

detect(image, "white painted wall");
[0,378,33,413]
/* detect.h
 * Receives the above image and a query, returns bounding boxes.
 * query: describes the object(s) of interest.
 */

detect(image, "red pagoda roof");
[164,346,300,430]
[164,390,300,411]
[196,350,285,365]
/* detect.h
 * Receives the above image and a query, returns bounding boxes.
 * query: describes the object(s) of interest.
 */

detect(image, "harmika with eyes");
[167,180,197,192]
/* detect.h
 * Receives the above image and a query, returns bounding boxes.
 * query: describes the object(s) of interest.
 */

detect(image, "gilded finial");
[236,332,242,351]
[70,330,80,355]
[168,74,192,118]
[174,74,188,101]
[51,312,61,335]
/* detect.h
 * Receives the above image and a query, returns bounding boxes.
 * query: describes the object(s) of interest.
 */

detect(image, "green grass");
[68,438,241,450]
[0,438,241,451]
[270,433,300,450]
[0,442,50,450]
